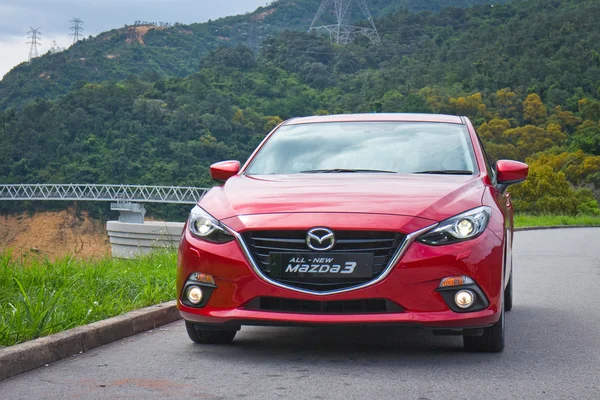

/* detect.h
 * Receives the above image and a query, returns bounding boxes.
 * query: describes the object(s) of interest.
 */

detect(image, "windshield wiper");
[299,169,398,174]
[413,170,474,175]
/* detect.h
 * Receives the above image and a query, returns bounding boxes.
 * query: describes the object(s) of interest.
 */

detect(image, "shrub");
[510,162,600,215]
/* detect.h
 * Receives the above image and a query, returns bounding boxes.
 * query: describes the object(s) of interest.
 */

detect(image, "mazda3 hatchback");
[177,113,528,352]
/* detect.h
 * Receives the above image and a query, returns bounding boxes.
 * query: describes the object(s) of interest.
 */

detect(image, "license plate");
[269,253,374,280]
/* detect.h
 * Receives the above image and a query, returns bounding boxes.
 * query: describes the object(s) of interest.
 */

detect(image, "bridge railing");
[0,184,209,204]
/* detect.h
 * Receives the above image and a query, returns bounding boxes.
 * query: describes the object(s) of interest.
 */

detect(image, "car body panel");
[200,174,485,222]
[178,227,503,328]
[178,114,523,332]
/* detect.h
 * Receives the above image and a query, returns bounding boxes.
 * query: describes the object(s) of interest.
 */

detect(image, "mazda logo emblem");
[306,228,335,251]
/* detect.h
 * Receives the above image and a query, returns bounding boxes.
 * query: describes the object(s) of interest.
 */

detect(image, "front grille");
[245,297,403,314]
[242,230,406,292]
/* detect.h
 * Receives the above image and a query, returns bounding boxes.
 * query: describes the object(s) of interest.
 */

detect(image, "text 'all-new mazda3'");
[177,113,528,352]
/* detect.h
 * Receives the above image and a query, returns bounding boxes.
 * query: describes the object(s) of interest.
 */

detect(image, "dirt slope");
[0,210,110,260]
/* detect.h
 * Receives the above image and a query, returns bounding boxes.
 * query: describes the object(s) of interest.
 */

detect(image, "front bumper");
[177,213,504,330]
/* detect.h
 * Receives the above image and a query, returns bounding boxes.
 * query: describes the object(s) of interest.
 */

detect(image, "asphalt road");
[1,228,600,399]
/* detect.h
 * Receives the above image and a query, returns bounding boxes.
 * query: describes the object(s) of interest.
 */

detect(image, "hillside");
[0,0,599,218]
[0,0,508,110]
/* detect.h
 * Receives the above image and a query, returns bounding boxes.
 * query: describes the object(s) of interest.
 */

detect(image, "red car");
[177,113,528,352]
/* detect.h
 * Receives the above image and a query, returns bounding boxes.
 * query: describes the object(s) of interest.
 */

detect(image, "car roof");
[284,113,464,125]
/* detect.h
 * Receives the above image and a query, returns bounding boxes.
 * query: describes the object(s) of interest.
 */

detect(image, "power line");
[309,0,380,45]
[27,27,42,61]
[70,17,84,43]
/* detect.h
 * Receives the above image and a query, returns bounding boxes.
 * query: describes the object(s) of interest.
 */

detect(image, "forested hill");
[0,0,508,110]
[1,0,600,218]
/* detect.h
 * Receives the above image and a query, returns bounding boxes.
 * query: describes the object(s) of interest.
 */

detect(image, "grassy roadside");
[514,214,600,228]
[0,251,176,348]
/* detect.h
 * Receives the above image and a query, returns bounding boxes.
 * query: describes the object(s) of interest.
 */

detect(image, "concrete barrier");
[106,221,184,258]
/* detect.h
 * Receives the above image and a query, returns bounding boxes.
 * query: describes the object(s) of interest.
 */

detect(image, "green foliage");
[0,70,301,189]
[510,161,600,216]
[0,250,176,347]
[0,0,600,217]
[0,0,509,110]
[571,119,600,155]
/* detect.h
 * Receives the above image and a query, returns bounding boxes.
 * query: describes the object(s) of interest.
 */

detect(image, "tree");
[578,99,600,121]
[523,94,547,125]
[510,161,599,215]
[502,124,567,160]
[448,93,487,119]
[528,150,600,188]
[381,91,404,112]
[478,119,511,142]
[494,88,519,119]
[263,116,283,133]
[548,106,580,133]
[571,120,600,155]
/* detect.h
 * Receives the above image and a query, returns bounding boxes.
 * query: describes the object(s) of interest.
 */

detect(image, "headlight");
[188,206,234,243]
[417,206,491,245]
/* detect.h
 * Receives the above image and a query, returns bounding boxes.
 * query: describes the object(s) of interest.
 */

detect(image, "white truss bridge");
[0,184,208,205]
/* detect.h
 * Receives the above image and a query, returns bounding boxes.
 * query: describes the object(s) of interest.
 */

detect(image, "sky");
[0,0,271,79]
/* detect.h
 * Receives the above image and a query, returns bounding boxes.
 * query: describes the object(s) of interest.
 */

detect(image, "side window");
[477,135,496,183]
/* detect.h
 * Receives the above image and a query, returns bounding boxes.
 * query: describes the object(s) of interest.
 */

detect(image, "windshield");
[245,122,478,175]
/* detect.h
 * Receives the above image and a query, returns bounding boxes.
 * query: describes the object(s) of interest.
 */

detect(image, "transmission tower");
[247,20,259,53]
[70,18,84,43]
[242,20,260,53]
[309,0,380,45]
[27,27,42,61]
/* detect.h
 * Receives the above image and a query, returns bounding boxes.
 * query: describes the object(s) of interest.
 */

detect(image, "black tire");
[463,307,505,352]
[185,321,237,344]
[504,268,513,312]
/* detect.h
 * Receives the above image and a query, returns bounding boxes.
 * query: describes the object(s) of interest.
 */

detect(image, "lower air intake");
[245,297,403,314]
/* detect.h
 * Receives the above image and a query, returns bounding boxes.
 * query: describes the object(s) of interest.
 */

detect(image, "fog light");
[455,290,475,309]
[186,286,203,305]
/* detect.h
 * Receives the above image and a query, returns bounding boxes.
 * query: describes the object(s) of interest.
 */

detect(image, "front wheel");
[463,307,505,352]
[185,321,237,344]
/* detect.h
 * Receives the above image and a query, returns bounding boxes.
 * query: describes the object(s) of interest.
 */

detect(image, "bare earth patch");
[125,25,163,45]
[0,210,110,260]
[253,8,276,21]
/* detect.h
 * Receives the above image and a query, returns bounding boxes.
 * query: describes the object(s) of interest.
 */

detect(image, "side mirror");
[210,160,241,182]
[496,160,528,187]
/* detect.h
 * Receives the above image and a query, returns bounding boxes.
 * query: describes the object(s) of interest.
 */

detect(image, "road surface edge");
[0,300,181,381]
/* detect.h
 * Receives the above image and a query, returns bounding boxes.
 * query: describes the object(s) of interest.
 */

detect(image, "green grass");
[514,214,600,228]
[0,251,176,347]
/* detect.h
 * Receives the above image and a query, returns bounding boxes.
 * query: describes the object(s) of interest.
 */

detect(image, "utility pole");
[27,27,42,61]
[309,0,380,45]
[70,18,84,43]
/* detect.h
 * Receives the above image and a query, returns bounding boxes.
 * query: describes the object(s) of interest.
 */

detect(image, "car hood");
[200,174,485,222]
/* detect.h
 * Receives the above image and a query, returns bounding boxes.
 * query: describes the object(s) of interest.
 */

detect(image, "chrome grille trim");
[243,231,405,280]
[224,223,438,296]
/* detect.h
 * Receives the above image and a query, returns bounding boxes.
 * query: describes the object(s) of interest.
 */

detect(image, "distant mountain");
[0,0,509,110]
